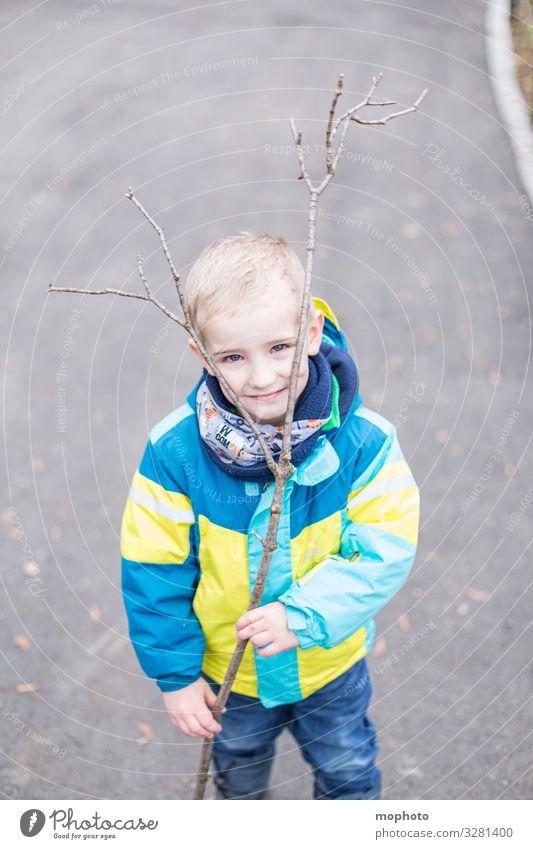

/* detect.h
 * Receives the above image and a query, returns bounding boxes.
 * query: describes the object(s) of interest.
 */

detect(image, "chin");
[253,410,287,427]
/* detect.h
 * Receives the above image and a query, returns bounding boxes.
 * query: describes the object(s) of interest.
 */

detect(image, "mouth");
[248,388,285,402]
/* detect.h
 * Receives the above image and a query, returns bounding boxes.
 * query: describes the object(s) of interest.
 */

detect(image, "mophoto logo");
[20,809,46,836]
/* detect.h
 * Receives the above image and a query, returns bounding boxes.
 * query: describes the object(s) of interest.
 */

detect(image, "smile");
[249,388,285,402]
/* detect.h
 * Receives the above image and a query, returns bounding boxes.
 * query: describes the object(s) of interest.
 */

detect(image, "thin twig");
[47,285,185,326]
[137,254,150,297]
[48,198,280,477]
[325,73,344,174]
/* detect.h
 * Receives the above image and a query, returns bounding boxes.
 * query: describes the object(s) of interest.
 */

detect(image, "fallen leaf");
[88,606,101,620]
[435,430,448,444]
[464,586,490,602]
[1,508,16,526]
[489,367,502,387]
[388,353,403,369]
[16,683,40,694]
[14,635,31,652]
[372,637,387,657]
[398,614,411,632]
[422,325,438,343]
[32,458,45,473]
[400,223,420,239]
[136,722,155,745]
[441,220,462,237]
[22,561,40,577]
[448,443,463,457]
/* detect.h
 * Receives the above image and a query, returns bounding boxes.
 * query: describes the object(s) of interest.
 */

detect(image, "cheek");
[217,367,246,396]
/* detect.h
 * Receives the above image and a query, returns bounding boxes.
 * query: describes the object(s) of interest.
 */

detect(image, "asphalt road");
[1,0,532,800]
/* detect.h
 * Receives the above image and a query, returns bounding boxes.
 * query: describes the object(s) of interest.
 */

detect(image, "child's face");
[188,278,324,426]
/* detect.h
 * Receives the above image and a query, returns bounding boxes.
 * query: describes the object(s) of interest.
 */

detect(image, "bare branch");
[348,92,428,125]
[47,284,185,326]
[194,69,427,800]
[137,254,150,297]
[125,187,191,325]
[289,119,313,189]
[325,72,344,174]
[333,75,428,129]
[48,194,279,477]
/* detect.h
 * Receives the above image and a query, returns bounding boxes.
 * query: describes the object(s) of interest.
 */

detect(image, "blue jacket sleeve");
[120,438,205,692]
[278,429,420,650]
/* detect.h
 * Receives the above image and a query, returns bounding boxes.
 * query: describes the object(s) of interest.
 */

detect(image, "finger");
[256,641,283,658]
[204,687,218,707]
[250,630,272,647]
[235,608,263,630]
[236,621,263,640]
[196,709,223,735]
[186,716,215,739]
[204,688,227,714]
[177,721,195,738]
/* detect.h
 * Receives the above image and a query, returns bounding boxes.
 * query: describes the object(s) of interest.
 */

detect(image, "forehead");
[203,284,301,351]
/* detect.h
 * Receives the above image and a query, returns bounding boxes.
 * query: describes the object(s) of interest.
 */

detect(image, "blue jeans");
[203,657,381,800]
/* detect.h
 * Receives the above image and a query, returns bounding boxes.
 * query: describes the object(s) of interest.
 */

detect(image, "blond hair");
[184,233,315,342]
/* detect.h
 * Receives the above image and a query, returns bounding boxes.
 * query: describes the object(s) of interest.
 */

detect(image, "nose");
[249,362,277,393]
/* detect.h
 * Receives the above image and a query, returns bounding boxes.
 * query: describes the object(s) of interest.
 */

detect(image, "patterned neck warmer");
[195,341,359,482]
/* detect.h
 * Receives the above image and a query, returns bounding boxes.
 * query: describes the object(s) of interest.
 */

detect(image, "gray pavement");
[1,0,532,800]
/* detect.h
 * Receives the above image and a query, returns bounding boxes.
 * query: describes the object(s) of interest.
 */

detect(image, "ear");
[307,309,324,356]
[188,337,214,375]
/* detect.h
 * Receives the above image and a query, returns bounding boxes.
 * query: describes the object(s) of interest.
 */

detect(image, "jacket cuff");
[157,673,199,692]
[282,603,319,650]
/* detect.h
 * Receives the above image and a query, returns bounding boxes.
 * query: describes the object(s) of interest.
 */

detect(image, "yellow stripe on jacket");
[121,470,194,564]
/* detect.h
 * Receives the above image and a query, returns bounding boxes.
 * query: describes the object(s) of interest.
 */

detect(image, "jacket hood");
[314,296,361,428]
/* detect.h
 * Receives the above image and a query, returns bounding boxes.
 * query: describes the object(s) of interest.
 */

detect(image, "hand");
[235,601,299,657]
[162,678,226,740]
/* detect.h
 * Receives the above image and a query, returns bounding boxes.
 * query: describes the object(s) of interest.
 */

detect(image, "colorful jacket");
[120,298,421,708]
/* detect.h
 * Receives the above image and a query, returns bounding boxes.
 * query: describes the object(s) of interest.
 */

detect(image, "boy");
[120,234,420,800]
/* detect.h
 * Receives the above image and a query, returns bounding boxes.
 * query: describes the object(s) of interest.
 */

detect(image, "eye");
[272,343,288,353]
[222,354,242,363]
